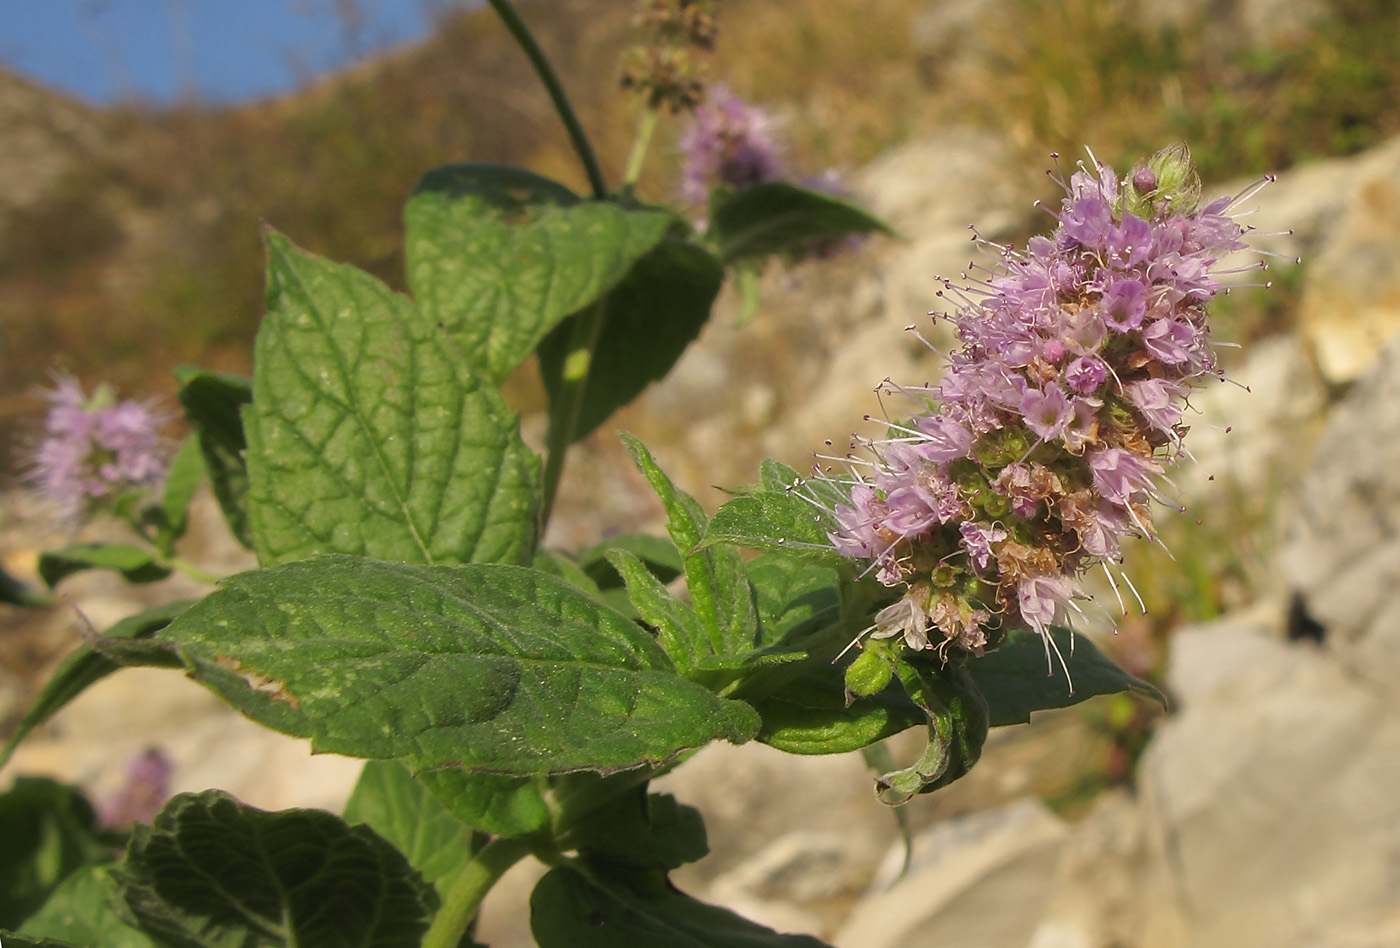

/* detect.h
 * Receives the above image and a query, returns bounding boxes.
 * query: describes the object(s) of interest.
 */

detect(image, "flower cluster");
[30,376,170,523]
[826,145,1267,666]
[679,86,784,205]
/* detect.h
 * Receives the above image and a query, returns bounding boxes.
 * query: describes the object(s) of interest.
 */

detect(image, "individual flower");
[820,144,1274,673]
[98,747,173,828]
[29,376,170,523]
[679,86,783,205]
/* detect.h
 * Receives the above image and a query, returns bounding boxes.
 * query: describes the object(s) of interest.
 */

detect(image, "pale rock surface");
[1280,328,1400,697]
[834,798,1069,948]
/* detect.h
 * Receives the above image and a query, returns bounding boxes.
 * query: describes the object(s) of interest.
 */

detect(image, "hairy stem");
[486,0,608,199]
[421,835,533,948]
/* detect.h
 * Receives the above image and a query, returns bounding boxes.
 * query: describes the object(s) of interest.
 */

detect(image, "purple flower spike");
[818,144,1275,670]
[99,747,173,828]
[679,86,783,205]
[30,376,170,523]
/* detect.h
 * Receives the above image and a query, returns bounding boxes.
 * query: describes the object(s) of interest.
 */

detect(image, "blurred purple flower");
[679,86,783,204]
[98,747,173,828]
[30,376,170,522]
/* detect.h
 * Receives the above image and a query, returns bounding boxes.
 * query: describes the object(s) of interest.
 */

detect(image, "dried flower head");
[620,0,717,114]
[679,86,784,205]
[29,376,170,523]
[819,145,1278,678]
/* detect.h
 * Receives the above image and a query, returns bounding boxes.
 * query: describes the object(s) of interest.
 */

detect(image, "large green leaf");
[746,555,842,653]
[749,657,924,756]
[412,768,550,838]
[159,556,759,774]
[538,238,723,442]
[17,865,155,948]
[114,791,436,948]
[174,368,254,549]
[969,627,1166,727]
[1,601,193,770]
[343,760,478,903]
[245,233,539,568]
[530,865,832,948]
[0,779,114,930]
[405,163,672,383]
[707,182,892,265]
[562,788,708,872]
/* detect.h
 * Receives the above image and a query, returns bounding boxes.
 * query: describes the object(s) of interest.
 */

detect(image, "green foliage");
[174,368,254,548]
[156,556,760,773]
[244,233,540,567]
[707,182,892,265]
[0,779,116,930]
[114,791,437,948]
[38,545,173,588]
[15,865,155,948]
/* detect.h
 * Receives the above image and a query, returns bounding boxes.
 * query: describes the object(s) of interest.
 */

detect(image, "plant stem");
[422,835,533,948]
[165,556,222,586]
[537,297,609,533]
[623,108,659,188]
[486,0,608,199]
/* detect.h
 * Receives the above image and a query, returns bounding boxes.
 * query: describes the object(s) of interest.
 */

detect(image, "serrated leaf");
[412,767,550,839]
[530,865,832,948]
[157,436,206,547]
[245,232,539,568]
[159,556,759,774]
[1,601,193,770]
[746,556,842,653]
[969,627,1166,727]
[704,494,848,567]
[538,238,723,442]
[38,545,172,588]
[175,368,254,549]
[563,788,708,872]
[114,790,436,948]
[621,434,759,664]
[708,182,892,265]
[17,865,155,948]
[343,760,477,902]
[0,779,115,930]
[606,550,707,676]
[405,163,672,383]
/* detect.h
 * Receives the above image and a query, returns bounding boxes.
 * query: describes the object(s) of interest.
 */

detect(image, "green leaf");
[749,658,924,756]
[969,627,1166,727]
[0,564,51,609]
[0,934,84,948]
[114,790,436,948]
[0,779,115,930]
[707,182,892,266]
[576,533,683,590]
[156,435,206,547]
[343,760,477,902]
[38,545,172,588]
[563,787,708,872]
[538,238,723,442]
[412,768,550,838]
[875,662,989,805]
[746,556,842,652]
[530,865,832,948]
[405,163,672,383]
[245,232,539,568]
[1,601,192,770]
[702,473,848,568]
[621,434,759,665]
[175,368,254,549]
[606,549,708,677]
[17,865,155,948]
[159,556,759,774]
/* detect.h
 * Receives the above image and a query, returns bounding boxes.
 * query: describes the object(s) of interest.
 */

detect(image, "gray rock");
[1281,328,1400,697]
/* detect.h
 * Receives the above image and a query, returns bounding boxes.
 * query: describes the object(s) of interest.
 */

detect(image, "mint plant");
[1,2,1275,946]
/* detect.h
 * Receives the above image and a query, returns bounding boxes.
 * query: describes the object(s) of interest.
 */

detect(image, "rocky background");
[5,1,1400,946]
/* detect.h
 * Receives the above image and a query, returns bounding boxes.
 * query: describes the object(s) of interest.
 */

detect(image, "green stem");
[486,0,608,199]
[623,108,659,188]
[538,297,609,533]
[164,556,222,586]
[422,835,533,948]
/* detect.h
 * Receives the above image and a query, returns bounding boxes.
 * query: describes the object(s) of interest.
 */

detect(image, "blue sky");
[2,1,465,106]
